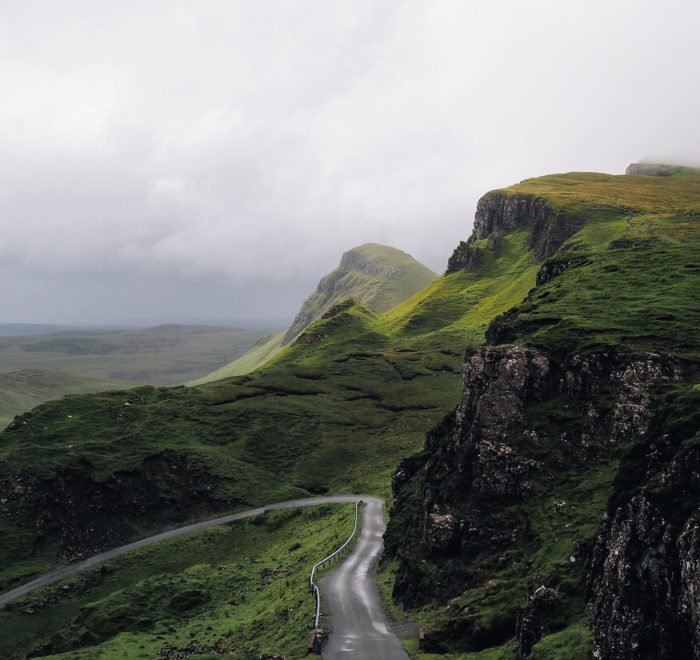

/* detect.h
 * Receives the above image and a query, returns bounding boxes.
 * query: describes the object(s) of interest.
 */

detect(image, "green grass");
[0,325,270,425]
[189,330,286,384]
[192,243,437,383]
[488,213,700,357]
[3,169,699,657]
[529,621,593,659]
[280,243,436,344]
[385,228,537,342]
[0,504,357,659]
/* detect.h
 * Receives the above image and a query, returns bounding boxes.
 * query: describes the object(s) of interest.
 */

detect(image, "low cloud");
[2,1,699,323]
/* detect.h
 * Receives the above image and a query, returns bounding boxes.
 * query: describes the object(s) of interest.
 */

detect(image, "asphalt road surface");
[320,497,408,659]
[0,494,365,608]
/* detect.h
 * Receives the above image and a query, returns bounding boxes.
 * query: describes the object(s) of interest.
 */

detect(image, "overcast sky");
[1,0,699,325]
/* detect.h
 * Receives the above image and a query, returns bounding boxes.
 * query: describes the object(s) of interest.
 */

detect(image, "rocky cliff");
[385,172,700,658]
[386,339,696,657]
[585,385,700,659]
[446,191,584,272]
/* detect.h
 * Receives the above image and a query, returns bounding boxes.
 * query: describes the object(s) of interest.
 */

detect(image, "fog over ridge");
[1,1,699,324]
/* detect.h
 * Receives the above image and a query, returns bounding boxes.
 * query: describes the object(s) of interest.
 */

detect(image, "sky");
[1,0,699,326]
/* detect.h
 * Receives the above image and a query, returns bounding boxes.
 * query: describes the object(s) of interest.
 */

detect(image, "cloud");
[1,0,699,322]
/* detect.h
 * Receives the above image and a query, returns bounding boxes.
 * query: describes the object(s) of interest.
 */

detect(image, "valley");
[0,166,698,658]
[0,324,273,429]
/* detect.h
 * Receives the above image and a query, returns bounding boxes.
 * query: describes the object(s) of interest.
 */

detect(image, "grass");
[0,325,270,426]
[284,243,437,341]
[490,231,700,359]
[189,330,286,384]
[2,169,699,657]
[0,503,357,660]
[192,243,437,383]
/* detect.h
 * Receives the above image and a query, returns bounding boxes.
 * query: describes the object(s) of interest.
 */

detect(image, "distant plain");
[0,324,275,428]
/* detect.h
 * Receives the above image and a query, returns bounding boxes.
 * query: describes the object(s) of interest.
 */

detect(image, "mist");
[2,0,699,324]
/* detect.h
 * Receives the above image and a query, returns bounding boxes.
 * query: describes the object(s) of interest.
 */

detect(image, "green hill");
[0,325,268,427]
[188,330,287,384]
[385,168,700,658]
[192,243,437,383]
[1,167,699,658]
[282,243,437,345]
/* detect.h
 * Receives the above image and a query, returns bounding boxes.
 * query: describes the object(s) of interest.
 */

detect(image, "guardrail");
[308,499,362,637]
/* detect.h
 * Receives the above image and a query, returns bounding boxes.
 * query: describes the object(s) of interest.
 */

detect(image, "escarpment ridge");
[386,167,700,658]
[1,167,699,658]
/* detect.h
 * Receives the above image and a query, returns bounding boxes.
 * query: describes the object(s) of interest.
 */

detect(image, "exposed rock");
[586,400,700,659]
[516,586,559,658]
[426,512,460,553]
[338,248,403,278]
[608,237,655,250]
[471,192,585,261]
[455,347,550,446]
[0,450,237,561]
[386,346,552,612]
[385,345,686,653]
[608,353,679,445]
[535,257,586,285]
[295,331,328,345]
[446,242,484,274]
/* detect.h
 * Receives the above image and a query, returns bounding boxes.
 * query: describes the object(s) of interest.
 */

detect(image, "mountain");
[282,243,437,344]
[191,243,437,383]
[385,166,700,658]
[0,166,698,658]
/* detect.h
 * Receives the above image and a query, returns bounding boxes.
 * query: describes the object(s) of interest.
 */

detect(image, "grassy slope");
[488,172,700,358]
[0,504,357,660]
[0,325,267,427]
[193,243,437,384]
[188,331,286,385]
[2,170,698,658]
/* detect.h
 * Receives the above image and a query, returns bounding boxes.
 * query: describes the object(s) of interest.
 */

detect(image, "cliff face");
[385,172,700,658]
[385,342,690,657]
[585,386,700,659]
[448,192,585,269]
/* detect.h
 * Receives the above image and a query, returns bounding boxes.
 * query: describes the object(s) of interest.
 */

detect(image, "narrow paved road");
[0,494,364,608]
[319,498,407,659]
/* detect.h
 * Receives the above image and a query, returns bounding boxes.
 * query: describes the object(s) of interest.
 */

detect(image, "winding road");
[0,494,407,659]
[320,497,407,659]
[0,495,362,607]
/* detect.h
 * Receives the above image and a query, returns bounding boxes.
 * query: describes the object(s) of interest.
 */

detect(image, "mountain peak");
[283,243,436,345]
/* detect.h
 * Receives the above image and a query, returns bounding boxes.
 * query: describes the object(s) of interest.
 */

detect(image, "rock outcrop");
[385,343,684,654]
[0,450,236,562]
[475,193,584,261]
[445,191,585,274]
[585,387,700,659]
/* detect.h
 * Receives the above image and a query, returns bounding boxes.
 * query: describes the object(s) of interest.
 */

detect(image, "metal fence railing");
[308,500,362,635]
